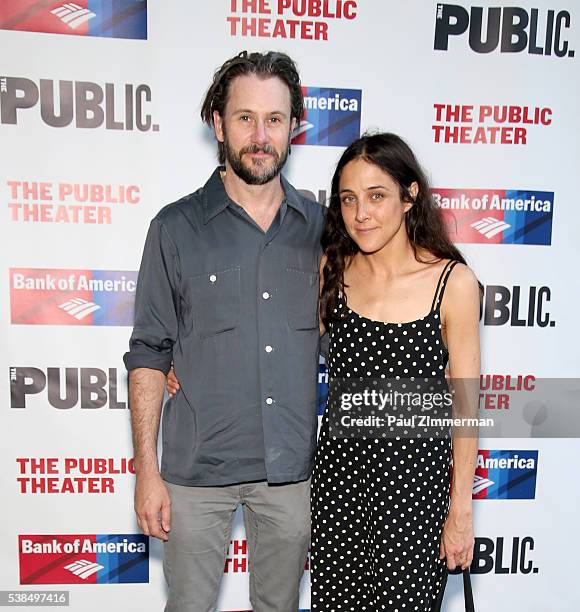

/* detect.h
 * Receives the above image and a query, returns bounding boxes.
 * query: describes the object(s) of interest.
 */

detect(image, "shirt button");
[265,397,274,405]
[262,291,270,300]
[209,274,217,283]
[265,345,273,353]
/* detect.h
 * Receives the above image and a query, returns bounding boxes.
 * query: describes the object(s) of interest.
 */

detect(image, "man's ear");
[290,116,297,135]
[213,110,224,143]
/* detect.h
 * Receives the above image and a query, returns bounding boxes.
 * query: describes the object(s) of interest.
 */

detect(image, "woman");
[167,132,480,610]
[311,132,479,611]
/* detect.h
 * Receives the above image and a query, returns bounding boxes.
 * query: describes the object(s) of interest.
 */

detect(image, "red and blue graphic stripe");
[0,1,147,39]
[94,534,148,583]
[86,0,147,39]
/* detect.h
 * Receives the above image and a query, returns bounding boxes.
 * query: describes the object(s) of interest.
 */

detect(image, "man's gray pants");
[163,478,311,612]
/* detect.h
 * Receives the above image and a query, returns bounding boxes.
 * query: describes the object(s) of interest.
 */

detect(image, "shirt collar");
[202,167,230,224]
[280,172,307,221]
[202,166,307,224]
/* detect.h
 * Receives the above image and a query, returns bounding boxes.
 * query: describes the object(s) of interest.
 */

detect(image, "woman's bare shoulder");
[443,262,480,311]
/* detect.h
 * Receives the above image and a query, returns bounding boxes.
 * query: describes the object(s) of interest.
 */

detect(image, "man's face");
[213,74,297,185]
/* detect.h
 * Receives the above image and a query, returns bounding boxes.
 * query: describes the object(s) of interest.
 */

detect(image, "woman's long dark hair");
[321,132,468,327]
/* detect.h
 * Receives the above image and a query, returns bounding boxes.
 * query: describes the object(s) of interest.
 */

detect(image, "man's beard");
[224,134,290,186]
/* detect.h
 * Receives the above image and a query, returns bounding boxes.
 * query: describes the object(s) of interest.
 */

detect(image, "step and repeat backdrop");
[1,1,579,610]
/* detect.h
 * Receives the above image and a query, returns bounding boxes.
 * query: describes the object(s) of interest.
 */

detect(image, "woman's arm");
[441,262,481,570]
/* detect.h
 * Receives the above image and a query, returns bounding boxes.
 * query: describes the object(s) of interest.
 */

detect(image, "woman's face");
[339,158,416,254]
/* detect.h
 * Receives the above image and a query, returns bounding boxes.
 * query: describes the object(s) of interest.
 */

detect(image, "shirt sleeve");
[123,218,180,375]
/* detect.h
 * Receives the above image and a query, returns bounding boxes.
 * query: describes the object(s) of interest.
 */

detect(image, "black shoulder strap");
[430,260,459,312]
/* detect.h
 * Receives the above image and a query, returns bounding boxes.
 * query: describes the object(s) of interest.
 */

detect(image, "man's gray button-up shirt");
[123,168,324,486]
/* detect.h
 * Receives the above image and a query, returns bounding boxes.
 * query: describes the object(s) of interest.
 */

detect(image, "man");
[123,51,324,612]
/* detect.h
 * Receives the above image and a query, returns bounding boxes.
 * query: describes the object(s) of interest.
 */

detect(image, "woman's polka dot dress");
[310,260,458,611]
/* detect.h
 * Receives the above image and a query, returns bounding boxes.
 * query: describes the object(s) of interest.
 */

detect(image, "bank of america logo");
[63,560,104,580]
[470,216,511,239]
[50,4,97,29]
[292,120,314,139]
[473,474,494,495]
[58,298,101,320]
[292,86,362,147]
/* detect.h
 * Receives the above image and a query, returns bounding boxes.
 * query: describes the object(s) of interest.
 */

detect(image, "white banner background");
[1,1,579,610]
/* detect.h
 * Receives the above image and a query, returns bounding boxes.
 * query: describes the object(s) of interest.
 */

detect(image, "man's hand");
[135,472,171,541]
[166,365,181,398]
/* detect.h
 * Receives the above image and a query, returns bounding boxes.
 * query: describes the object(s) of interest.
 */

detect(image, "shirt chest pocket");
[286,267,319,330]
[186,267,241,338]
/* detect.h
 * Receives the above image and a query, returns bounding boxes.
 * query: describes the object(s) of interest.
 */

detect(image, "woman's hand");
[166,365,180,398]
[440,502,474,570]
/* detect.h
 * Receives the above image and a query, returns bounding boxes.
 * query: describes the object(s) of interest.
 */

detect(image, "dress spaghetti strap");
[430,260,459,312]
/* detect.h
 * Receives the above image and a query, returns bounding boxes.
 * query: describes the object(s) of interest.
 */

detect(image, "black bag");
[432,566,475,612]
